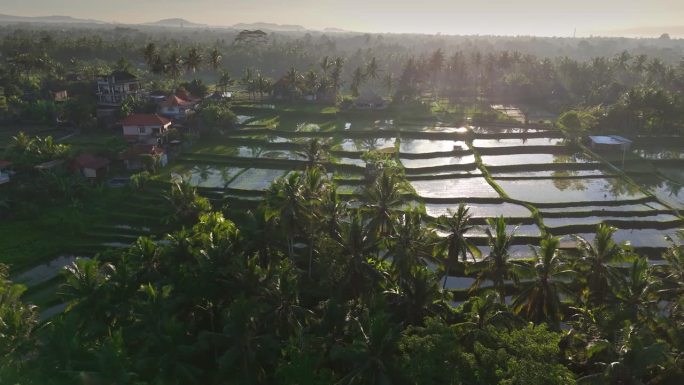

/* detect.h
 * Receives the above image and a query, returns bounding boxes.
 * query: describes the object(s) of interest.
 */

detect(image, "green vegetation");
[1,166,683,384]
[1,22,684,385]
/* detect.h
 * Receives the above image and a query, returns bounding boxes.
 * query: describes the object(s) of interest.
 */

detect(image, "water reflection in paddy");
[559,228,681,249]
[399,139,467,153]
[335,137,396,152]
[470,223,541,237]
[540,202,669,214]
[631,174,684,209]
[647,181,684,209]
[482,153,594,166]
[473,138,564,147]
[182,166,244,188]
[543,214,681,228]
[658,167,684,184]
[497,177,647,203]
[227,168,287,191]
[410,177,500,199]
[472,126,553,134]
[492,170,607,178]
[425,202,532,218]
[334,157,366,167]
[401,155,476,168]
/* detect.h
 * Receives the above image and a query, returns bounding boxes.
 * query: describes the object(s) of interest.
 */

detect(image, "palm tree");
[184,47,203,73]
[284,66,301,100]
[241,68,257,100]
[430,203,481,289]
[218,71,235,92]
[165,50,183,80]
[614,257,657,324]
[365,57,380,80]
[333,213,381,301]
[299,167,327,278]
[574,224,628,306]
[658,232,684,306]
[334,311,400,384]
[350,67,366,97]
[207,48,222,71]
[512,237,574,329]
[320,56,331,75]
[164,180,212,225]
[469,216,522,304]
[321,185,347,238]
[361,169,409,238]
[330,57,344,95]
[383,73,395,98]
[60,258,115,309]
[150,54,165,75]
[297,138,328,168]
[303,70,319,99]
[387,211,433,284]
[143,42,158,67]
[0,263,38,366]
[264,172,306,258]
[255,72,271,100]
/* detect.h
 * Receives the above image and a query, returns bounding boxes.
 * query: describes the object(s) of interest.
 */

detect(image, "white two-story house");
[97,70,142,107]
[121,114,172,144]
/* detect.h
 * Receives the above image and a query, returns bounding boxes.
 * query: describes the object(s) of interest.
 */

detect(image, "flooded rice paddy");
[473,138,564,147]
[410,177,500,199]
[175,119,681,253]
[481,153,595,166]
[497,177,647,204]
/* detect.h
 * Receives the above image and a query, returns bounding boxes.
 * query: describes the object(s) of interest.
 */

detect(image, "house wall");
[159,106,190,118]
[83,168,98,178]
[123,124,161,137]
[97,80,141,106]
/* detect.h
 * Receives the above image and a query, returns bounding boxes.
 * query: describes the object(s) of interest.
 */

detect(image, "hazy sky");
[2,0,684,37]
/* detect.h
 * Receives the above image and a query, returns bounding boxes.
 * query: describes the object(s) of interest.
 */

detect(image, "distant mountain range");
[0,13,105,24]
[147,18,207,28]
[232,22,307,32]
[0,13,348,33]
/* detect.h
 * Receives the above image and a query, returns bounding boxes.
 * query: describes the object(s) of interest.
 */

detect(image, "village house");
[120,144,168,171]
[70,154,110,179]
[96,70,142,107]
[158,95,197,120]
[120,114,172,144]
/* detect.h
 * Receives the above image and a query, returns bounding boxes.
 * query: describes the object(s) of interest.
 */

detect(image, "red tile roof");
[73,154,110,170]
[160,95,195,107]
[120,114,171,126]
[175,90,199,102]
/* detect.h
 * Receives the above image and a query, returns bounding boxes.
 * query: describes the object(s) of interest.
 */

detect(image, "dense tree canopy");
[1,165,683,384]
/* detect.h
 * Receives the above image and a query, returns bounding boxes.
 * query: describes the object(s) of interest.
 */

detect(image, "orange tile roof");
[120,114,171,126]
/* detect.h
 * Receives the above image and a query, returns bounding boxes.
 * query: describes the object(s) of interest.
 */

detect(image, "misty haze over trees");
[1,20,684,385]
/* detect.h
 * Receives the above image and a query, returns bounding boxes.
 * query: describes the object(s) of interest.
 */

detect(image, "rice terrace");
[1,1,684,383]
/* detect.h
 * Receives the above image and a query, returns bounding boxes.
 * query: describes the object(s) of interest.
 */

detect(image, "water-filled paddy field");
[496,177,647,204]
[473,138,565,147]
[173,118,681,255]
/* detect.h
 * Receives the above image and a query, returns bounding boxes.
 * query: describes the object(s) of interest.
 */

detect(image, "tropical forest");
[0,2,683,384]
